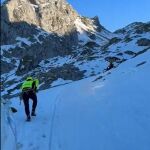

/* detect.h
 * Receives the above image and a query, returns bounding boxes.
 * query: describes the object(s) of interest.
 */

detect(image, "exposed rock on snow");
[137,38,150,46]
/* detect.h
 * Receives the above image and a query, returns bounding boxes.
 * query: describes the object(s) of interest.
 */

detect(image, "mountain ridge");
[1,0,150,99]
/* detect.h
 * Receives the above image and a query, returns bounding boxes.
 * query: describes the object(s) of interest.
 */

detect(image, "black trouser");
[22,90,37,117]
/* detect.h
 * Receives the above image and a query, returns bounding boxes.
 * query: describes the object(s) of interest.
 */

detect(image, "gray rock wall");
[1,0,79,75]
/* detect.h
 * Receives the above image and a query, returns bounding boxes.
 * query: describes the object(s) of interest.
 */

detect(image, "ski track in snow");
[11,86,64,150]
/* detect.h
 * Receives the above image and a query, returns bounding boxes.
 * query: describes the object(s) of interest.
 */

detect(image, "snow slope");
[1,20,149,98]
[75,17,114,46]
[1,101,17,150]
[48,50,150,150]
[2,50,150,150]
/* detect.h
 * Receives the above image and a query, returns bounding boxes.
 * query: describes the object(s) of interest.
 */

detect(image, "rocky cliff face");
[1,0,150,99]
[1,0,81,74]
[1,0,111,74]
[4,0,78,34]
[1,0,79,47]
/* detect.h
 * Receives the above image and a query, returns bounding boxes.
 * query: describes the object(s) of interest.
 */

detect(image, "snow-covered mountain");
[1,47,150,150]
[1,1,150,99]
[1,1,150,149]
[1,0,117,99]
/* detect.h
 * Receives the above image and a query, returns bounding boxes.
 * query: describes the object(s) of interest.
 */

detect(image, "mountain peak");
[2,0,78,34]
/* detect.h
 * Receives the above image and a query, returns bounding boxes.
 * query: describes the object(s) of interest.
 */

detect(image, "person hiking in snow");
[21,77,39,121]
[105,61,114,71]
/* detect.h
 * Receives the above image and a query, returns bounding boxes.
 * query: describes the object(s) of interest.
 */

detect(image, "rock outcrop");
[2,0,78,34]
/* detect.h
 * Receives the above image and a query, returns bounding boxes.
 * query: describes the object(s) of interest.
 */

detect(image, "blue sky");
[67,0,150,31]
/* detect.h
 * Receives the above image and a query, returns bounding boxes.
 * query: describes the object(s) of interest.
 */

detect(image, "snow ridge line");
[49,89,64,150]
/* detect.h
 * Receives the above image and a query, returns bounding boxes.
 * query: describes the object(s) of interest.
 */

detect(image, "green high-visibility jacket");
[21,80,33,90]
[34,79,39,88]
[21,79,39,91]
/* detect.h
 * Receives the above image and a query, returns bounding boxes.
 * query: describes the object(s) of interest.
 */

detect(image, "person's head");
[26,77,33,81]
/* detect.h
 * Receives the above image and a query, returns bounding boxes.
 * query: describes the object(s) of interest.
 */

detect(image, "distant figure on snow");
[105,62,114,71]
[21,77,39,121]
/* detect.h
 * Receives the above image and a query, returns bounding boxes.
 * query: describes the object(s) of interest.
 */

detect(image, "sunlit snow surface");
[2,50,150,150]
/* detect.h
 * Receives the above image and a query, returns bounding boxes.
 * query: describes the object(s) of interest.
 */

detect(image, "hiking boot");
[26,115,31,121]
[31,111,36,116]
